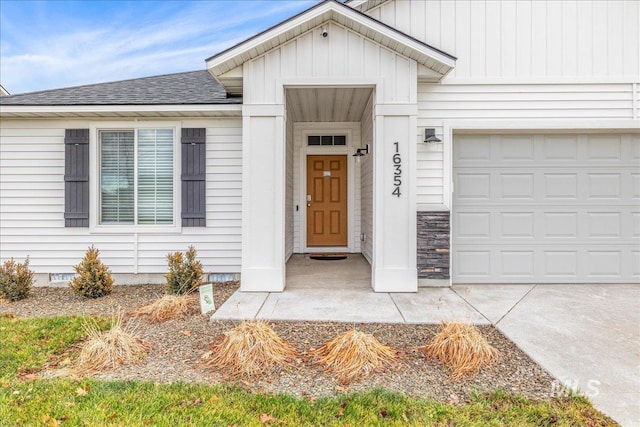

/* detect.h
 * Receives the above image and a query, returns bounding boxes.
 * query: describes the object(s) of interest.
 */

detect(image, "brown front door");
[307,155,348,246]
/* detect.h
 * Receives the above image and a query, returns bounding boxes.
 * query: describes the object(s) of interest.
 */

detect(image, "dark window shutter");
[181,128,206,227]
[64,129,89,227]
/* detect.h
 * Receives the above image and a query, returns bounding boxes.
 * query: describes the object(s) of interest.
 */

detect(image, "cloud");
[0,0,317,94]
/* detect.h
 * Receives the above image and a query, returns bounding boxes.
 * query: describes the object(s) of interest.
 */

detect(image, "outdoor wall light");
[424,128,441,143]
[352,144,369,157]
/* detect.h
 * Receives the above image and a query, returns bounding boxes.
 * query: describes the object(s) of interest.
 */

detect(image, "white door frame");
[295,123,360,253]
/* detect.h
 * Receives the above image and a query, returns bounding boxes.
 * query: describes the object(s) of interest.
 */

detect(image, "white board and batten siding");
[244,20,416,105]
[366,0,640,81]
[0,119,242,283]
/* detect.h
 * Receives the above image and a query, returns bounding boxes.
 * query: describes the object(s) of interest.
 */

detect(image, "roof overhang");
[0,104,242,119]
[206,0,455,89]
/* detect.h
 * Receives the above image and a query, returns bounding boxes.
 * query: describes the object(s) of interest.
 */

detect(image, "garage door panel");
[587,173,622,200]
[543,212,578,238]
[455,250,491,277]
[587,213,621,238]
[499,136,535,160]
[456,173,491,199]
[453,133,638,283]
[587,135,622,160]
[544,251,578,277]
[454,135,491,162]
[500,173,534,200]
[454,212,491,239]
[543,135,578,161]
[587,251,622,277]
[543,173,578,199]
[501,251,534,277]
[500,213,534,238]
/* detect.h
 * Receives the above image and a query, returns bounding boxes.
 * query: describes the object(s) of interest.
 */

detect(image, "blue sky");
[0,0,318,94]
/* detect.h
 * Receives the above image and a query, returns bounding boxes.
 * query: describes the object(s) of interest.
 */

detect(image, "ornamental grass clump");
[420,321,501,380]
[0,257,34,302]
[202,321,296,378]
[70,246,114,298]
[130,294,198,323]
[72,313,150,375]
[165,246,203,295]
[313,329,399,383]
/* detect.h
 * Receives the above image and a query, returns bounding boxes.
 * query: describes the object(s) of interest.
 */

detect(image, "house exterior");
[0,0,638,292]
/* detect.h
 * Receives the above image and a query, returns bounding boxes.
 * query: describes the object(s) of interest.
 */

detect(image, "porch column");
[241,104,286,291]
[372,104,418,292]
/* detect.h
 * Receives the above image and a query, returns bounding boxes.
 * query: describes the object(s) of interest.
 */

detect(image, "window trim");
[89,121,182,233]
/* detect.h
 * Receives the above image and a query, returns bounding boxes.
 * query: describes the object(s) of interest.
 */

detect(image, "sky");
[0,0,318,95]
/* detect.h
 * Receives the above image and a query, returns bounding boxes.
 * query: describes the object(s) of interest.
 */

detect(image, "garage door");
[452,133,639,283]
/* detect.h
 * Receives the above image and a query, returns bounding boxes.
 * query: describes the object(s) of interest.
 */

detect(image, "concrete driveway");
[455,284,640,427]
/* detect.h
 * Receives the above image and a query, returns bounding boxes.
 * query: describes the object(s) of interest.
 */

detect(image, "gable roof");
[0,70,240,106]
[206,0,455,81]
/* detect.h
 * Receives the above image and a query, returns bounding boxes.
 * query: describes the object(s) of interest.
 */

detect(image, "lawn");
[0,314,617,427]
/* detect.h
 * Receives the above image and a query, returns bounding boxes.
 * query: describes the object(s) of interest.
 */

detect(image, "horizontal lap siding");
[418,84,635,120]
[0,119,242,281]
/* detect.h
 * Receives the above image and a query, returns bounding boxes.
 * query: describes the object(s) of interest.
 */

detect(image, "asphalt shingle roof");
[0,70,241,106]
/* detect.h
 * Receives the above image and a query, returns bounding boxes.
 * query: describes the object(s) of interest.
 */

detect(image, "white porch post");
[241,104,286,291]
[372,104,418,292]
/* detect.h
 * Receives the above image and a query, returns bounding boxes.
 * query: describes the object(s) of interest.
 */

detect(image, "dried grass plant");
[130,294,198,323]
[201,321,296,378]
[420,321,500,380]
[313,329,399,383]
[71,313,151,375]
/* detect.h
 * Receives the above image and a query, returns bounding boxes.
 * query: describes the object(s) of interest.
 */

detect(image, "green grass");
[0,315,618,427]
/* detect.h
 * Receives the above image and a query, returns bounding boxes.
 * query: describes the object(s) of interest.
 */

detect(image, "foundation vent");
[208,273,239,283]
[49,273,74,283]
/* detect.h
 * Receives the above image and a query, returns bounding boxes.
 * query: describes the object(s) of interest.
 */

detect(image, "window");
[307,135,346,146]
[99,129,174,225]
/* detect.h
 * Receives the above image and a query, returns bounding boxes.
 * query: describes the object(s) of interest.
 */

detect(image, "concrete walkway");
[211,257,639,426]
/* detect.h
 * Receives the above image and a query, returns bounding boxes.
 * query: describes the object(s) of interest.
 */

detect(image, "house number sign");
[392,141,401,197]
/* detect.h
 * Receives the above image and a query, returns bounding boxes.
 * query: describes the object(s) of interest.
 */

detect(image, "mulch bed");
[1,283,556,402]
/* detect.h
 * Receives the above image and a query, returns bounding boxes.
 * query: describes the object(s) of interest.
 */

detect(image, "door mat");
[309,253,348,261]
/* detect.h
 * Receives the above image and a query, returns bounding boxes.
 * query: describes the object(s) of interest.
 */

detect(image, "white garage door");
[452,133,639,283]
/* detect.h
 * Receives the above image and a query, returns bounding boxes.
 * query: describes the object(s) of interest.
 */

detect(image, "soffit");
[286,87,373,122]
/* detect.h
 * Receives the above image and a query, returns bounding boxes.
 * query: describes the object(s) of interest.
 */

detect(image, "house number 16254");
[392,142,401,197]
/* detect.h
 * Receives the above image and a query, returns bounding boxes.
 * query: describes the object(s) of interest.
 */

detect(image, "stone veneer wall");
[417,211,450,279]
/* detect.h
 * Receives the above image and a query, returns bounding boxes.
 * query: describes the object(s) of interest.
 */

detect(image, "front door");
[306,155,348,246]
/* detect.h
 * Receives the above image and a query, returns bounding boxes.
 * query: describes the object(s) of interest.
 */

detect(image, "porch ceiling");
[285,87,373,122]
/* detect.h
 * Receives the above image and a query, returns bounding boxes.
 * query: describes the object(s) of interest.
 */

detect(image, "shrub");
[0,257,34,301]
[313,329,399,383]
[70,246,114,298]
[130,294,198,323]
[165,246,203,295]
[201,321,296,378]
[72,313,150,375]
[420,321,501,380]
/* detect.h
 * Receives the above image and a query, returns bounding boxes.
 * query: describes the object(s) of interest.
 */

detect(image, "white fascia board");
[206,1,454,76]
[0,104,242,116]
